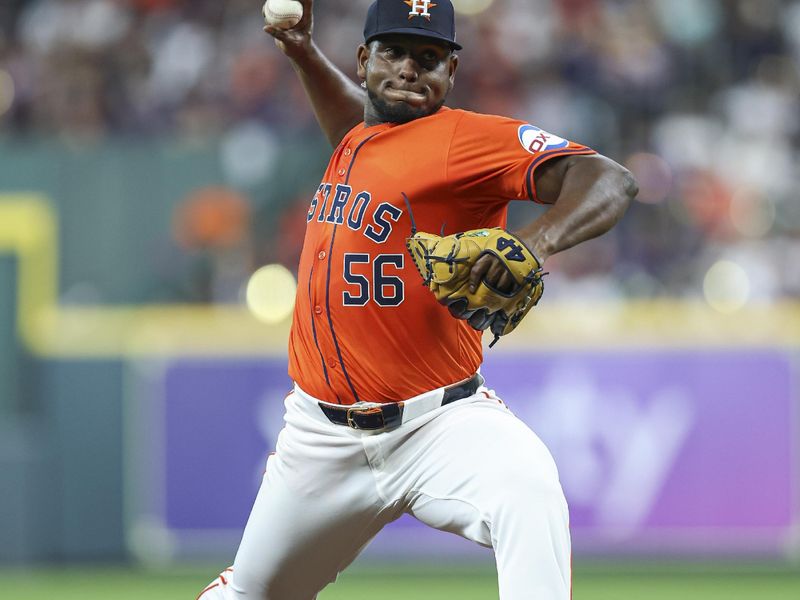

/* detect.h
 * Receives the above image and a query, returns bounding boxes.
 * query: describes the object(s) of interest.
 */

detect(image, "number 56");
[343,253,405,307]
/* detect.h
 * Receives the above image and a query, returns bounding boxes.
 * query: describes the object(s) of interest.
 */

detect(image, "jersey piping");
[525,146,597,203]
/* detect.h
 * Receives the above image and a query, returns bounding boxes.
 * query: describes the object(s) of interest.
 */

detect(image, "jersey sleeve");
[446,111,596,204]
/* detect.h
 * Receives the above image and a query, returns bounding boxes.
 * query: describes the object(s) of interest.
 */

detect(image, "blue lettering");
[307,184,324,222]
[316,184,332,223]
[347,192,371,231]
[326,184,352,224]
[364,203,402,244]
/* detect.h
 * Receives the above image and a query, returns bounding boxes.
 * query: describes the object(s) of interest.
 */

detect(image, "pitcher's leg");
[490,472,570,599]
[395,396,571,600]
[199,394,395,600]
[229,459,392,599]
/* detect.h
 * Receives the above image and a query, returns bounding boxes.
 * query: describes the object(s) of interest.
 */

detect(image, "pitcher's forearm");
[521,155,637,262]
[289,42,366,147]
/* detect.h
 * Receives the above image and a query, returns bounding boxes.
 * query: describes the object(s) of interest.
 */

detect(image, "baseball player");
[198,1,637,599]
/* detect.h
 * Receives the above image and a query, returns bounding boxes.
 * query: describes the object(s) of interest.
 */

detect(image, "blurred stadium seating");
[1,0,798,302]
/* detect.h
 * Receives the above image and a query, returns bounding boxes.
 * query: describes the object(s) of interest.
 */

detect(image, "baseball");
[263,0,303,30]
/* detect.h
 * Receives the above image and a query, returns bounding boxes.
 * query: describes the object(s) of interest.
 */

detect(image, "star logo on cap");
[404,0,437,20]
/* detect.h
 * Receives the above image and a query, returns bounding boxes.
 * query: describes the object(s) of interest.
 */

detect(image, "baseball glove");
[406,228,544,346]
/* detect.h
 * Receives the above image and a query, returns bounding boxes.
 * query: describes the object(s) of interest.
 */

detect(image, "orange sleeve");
[447,111,596,204]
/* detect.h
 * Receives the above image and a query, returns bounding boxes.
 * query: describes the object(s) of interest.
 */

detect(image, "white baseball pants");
[197,382,571,600]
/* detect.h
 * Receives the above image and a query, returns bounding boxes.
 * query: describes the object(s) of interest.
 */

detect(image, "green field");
[2,563,799,599]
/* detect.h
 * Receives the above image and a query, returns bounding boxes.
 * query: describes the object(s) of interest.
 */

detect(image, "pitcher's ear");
[449,53,459,84]
[357,44,370,80]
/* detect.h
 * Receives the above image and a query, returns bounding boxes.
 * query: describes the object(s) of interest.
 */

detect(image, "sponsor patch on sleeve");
[518,124,569,155]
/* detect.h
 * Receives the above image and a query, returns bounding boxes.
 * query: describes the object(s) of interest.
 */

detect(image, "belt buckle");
[346,406,385,430]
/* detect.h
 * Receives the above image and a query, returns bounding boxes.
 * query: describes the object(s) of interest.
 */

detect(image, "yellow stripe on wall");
[0,194,797,358]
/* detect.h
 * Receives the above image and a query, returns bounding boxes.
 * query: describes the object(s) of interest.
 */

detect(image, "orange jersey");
[288,107,594,404]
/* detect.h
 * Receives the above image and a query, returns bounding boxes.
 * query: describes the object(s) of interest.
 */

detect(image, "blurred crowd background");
[1,0,799,578]
[1,0,798,306]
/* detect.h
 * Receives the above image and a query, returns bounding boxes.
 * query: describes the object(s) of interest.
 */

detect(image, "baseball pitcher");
[198,1,637,598]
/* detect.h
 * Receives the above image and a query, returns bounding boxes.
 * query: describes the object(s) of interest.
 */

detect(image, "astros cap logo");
[364,0,462,50]
[405,0,437,20]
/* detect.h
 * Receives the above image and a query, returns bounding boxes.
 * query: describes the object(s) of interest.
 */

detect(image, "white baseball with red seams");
[262,0,303,29]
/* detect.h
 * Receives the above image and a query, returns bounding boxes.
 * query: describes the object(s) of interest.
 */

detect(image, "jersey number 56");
[342,253,404,307]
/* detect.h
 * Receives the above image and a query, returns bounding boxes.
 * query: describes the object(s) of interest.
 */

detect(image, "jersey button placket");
[336,144,351,180]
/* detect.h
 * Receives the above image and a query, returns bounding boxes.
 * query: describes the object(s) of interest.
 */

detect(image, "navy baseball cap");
[364,0,462,51]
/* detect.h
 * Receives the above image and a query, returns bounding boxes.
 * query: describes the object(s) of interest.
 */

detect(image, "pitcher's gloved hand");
[406,228,544,346]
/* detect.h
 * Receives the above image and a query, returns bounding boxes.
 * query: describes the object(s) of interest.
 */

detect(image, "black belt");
[318,374,484,431]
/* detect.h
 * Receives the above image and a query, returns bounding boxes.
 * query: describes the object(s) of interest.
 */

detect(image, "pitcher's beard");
[367,88,445,124]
